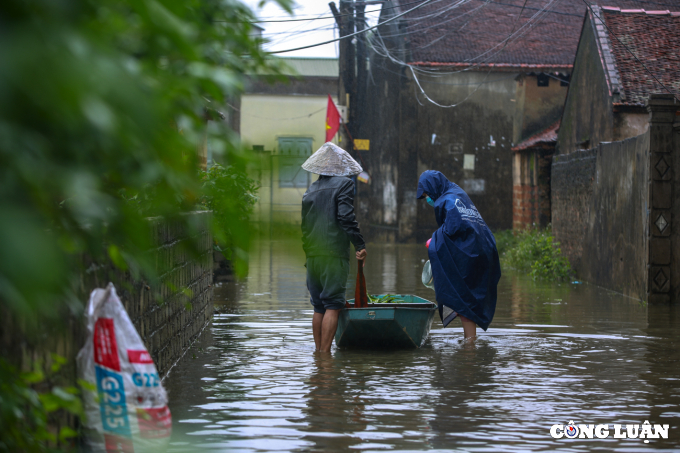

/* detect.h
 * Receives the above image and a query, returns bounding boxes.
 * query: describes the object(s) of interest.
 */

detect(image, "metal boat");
[335,295,437,349]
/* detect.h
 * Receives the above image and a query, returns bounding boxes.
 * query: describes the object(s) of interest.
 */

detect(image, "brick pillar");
[646,94,678,304]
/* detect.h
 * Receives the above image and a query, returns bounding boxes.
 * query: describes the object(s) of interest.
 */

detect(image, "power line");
[583,1,679,102]
[406,0,531,107]
[369,0,565,108]
[266,0,439,54]
[220,0,430,24]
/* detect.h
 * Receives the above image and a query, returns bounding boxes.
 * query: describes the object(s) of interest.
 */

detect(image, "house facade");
[353,0,582,242]
[235,58,340,225]
[345,0,679,242]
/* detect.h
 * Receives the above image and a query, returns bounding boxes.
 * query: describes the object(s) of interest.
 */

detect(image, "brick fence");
[91,212,214,377]
[1,211,214,381]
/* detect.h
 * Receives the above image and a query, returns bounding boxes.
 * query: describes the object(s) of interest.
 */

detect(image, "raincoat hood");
[416,170,452,200]
[302,142,363,176]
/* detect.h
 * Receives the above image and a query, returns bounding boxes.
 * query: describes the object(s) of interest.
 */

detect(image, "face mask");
[426,196,435,207]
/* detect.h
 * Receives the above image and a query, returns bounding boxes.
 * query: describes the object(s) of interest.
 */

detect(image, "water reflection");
[165,241,680,451]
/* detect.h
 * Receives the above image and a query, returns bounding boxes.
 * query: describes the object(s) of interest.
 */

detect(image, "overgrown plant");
[500,227,572,281]
[0,356,85,453]
[0,0,292,449]
[199,162,259,275]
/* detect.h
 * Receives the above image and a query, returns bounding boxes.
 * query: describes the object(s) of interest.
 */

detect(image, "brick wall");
[552,134,650,298]
[80,212,214,377]
[512,184,538,230]
[512,150,553,230]
[550,148,597,271]
[1,211,214,380]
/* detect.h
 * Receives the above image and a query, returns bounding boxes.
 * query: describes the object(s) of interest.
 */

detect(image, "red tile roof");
[596,7,680,106]
[394,0,679,68]
[511,120,559,152]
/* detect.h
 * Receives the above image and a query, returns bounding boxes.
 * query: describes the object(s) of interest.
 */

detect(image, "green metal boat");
[335,295,437,349]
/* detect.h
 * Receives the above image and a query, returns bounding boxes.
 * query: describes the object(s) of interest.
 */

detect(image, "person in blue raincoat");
[417,170,501,339]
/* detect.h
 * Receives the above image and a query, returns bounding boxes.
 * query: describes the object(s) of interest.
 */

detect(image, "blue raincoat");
[417,171,500,330]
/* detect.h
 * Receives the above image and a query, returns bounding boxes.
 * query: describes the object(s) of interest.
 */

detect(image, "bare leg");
[319,309,341,352]
[460,315,477,340]
[312,312,324,351]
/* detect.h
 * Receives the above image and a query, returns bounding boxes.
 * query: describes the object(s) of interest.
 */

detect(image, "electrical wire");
[266,0,439,54]
[405,0,530,107]
[369,0,563,77]
[369,0,565,107]
[239,0,431,23]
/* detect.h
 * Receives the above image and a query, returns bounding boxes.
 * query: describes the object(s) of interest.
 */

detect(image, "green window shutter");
[278,137,313,188]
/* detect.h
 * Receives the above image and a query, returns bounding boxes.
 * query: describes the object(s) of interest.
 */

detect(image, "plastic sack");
[422,260,434,289]
[77,283,172,452]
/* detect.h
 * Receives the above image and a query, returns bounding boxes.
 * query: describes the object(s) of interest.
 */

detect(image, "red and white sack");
[77,283,172,452]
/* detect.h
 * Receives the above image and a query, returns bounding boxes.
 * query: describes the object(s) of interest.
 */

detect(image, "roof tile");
[397,0,678,67]
[599,7,680,105]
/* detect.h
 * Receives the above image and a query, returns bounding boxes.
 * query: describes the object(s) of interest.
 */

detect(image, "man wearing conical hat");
[301,142,367,352]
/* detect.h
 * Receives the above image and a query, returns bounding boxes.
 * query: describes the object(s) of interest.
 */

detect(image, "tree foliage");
[0,0,291,323]
[199,162,259,273]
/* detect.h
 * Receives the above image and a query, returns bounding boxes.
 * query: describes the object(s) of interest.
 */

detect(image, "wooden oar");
[354,258,368,308]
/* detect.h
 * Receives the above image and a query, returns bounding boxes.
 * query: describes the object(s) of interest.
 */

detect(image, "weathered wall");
[241,94,330,224]
[361,43,569,242]
[518,75,568,141]
[552,133,650,298]
[409,70,517,238]
[359,65,520,241]
[557,15,615,154]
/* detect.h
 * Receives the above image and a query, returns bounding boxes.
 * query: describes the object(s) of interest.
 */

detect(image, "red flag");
[325,94,340,142]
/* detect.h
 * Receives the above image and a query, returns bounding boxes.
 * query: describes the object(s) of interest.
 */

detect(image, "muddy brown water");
[165,241,680,452]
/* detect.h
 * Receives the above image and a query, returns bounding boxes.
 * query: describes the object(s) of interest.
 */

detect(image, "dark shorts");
[306,256,349,314]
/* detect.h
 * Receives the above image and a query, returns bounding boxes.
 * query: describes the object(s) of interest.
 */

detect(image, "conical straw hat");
[302,142,363,176]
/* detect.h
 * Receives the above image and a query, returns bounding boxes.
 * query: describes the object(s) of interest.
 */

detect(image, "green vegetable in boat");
[368,294,405,304]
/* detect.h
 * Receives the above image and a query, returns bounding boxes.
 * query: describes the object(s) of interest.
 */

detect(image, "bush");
[199,163,258,274]
[500,227,572,281]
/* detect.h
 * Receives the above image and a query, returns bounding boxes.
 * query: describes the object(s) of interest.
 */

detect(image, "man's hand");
[356,248,367,266]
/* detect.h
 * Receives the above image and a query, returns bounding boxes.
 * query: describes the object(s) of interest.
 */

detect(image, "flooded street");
[165,241,680,452]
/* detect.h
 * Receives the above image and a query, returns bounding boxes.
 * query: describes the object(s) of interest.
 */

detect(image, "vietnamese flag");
[325,94,340,142]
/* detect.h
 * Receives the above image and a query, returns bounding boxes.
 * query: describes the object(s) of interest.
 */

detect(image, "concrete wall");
[517,75,567,142]
[552,133,650,299]
[557,15,614,154]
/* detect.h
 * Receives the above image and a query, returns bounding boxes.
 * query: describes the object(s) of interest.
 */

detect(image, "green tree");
[0,0,291,323]
[0,0,291,449]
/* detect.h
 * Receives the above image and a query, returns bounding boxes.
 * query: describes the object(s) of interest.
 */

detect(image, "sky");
[241,0,382,58]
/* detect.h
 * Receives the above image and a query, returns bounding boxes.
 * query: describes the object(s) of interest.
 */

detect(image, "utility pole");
[330,0,356,148]
[355,2,367,140]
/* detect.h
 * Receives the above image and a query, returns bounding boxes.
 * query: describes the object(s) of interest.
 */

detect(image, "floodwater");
[165,241,680,452]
